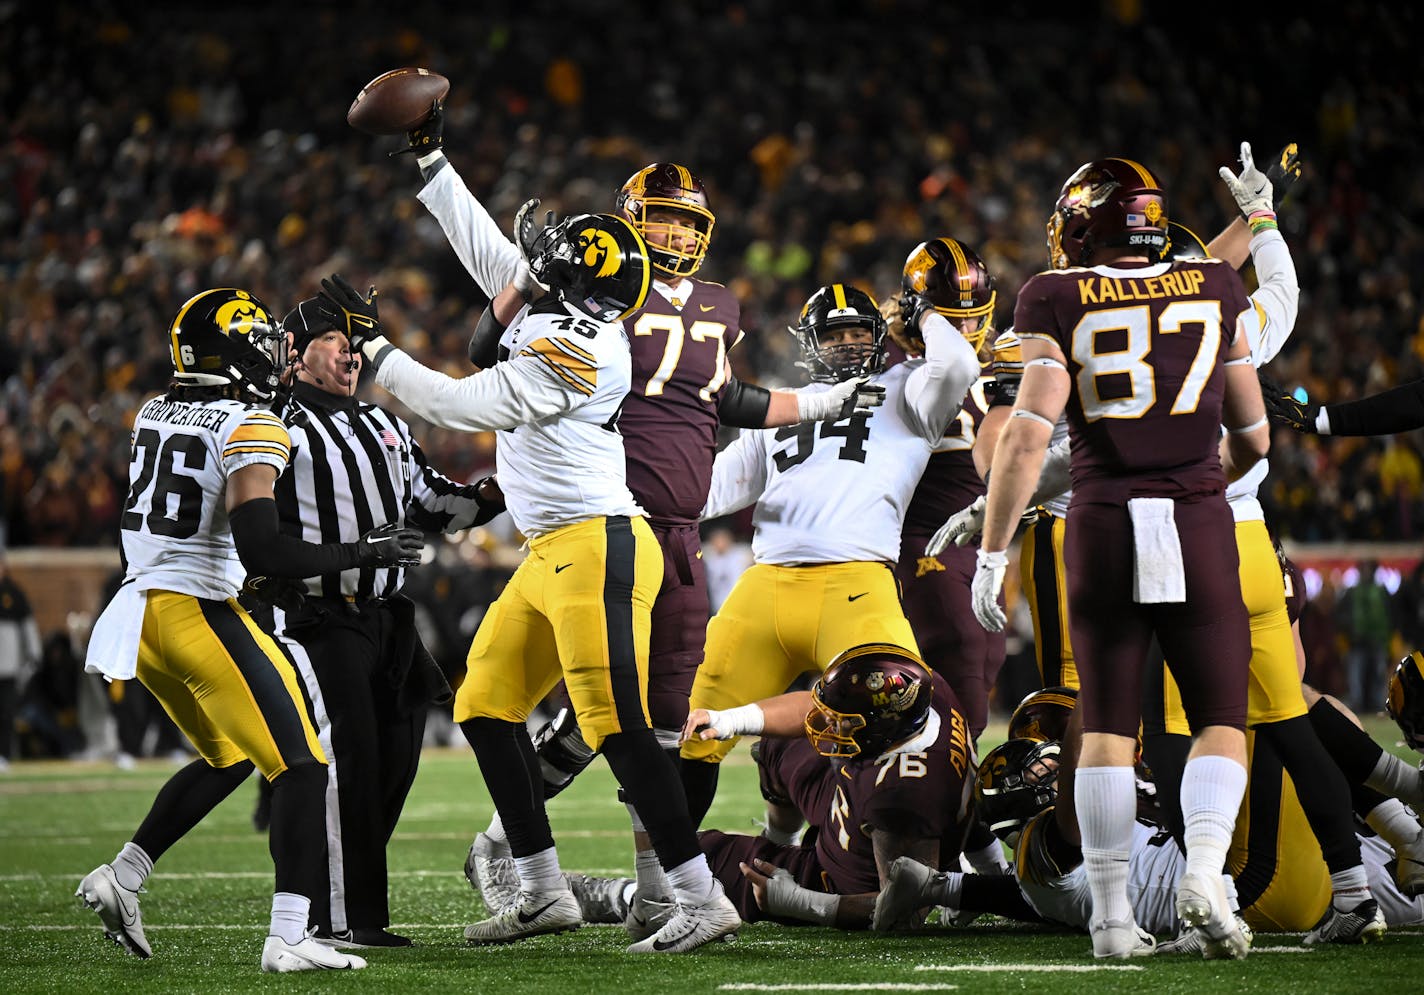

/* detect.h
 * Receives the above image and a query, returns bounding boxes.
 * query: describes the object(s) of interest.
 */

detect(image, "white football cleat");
[261,934,367,972]
[623,892,676,941]
[463,888,582,945]
[76,864,151,958]
[565,873,634,924]
[464,832,519,915]
[873,856,942,931]
[626,881,740,953]
[1176,872,1249,959]
[1304,898,1387,945]
[1158,913,1254,956]
[1090,917,1157,959]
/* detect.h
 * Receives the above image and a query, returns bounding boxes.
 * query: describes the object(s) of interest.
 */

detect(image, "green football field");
[2,720,1420,994]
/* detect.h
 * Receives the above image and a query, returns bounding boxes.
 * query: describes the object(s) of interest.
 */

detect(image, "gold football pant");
[136,590,325,779]
[454,515,661,751]
[1156,518,1308,734]
[681,561,920,764]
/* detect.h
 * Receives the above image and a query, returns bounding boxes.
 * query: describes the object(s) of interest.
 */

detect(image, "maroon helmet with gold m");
[899,237,997,354]
[1046,157,1168,270]
[805,643,933,761]
[615,163,715,279]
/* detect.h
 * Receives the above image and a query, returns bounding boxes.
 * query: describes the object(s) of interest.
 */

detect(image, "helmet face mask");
[805,643,933,761]
[793,284,888,384]
[974,738,1062,844]
[900,238,997,354]
[1046,158,1168,270]
[168,288,287,403]
[531,213,652,322]
[616,163,715,279]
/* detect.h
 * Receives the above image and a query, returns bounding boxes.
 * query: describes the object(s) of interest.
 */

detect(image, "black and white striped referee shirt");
[273,382,486,601]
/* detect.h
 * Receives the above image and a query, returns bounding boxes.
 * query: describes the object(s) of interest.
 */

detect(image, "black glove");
[472,475,507,527]
[1266,142,1302,210]
[1258,373,1319,433]
[390,98,444,157]
[240,575,308,613]
[316,274,381,352]
[897,292,938,339]
[356,523,425,568]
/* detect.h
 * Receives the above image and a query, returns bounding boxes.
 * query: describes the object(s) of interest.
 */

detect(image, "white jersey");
[1016,813,1185,935]
[704,362,952,565]
[376,298,643,538]
[1224,228,1299,522]
[118,395,292,600]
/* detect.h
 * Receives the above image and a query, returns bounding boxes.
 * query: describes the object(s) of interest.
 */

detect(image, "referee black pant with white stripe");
[274,597,425,934]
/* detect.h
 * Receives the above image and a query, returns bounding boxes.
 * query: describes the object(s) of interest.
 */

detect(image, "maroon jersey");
[760,673,974,895]
[902,376,992,537]
[1014,259,1251,504]
[619,279,741,525]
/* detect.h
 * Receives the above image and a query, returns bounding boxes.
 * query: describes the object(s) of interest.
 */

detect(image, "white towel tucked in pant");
[1127,497,1186,604]
[84,582,145,681]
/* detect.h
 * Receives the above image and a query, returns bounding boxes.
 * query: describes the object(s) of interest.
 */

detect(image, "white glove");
[1218,141,1274,218]
[972,548,1009,632]
[796,376,886,422]
[681,703,764,743]
[926,495,986,556]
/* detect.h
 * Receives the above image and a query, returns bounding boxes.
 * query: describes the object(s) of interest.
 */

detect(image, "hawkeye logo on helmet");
[579,227,622,278]
[214,294,271,340]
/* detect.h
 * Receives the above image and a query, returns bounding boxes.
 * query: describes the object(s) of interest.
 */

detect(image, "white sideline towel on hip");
[1128,497,1186,604]
[84,583,145,681]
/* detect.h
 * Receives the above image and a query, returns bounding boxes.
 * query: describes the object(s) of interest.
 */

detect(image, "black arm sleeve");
[717,373,773,428]
[229,498,361,579]
[1325,378,1424,436]
[468,306,505,368]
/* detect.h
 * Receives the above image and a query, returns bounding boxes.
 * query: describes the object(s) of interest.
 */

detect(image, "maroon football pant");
[647,523,711,734]
[1065,497,1250,738]
[896,535,1006,740]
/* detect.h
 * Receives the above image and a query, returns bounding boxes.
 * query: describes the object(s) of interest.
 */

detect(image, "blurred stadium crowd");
[3,1,1423,751]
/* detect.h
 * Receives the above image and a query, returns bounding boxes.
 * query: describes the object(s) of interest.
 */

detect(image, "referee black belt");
[309,594,388,614]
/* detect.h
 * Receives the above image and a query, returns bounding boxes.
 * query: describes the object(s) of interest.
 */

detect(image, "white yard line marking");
[915,963,1145,972]
[721,986,959,992]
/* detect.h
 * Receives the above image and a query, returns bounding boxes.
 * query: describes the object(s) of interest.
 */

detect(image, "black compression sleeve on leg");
[680,755,721,829]
[268,761,329,899]
[132,758,255,861]
[460,717,554,857]
[1257,715,1361,875]
[1307,697,1385,783]
[603,729,700,869]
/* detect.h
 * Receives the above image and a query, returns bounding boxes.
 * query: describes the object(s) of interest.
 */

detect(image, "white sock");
[270,892,310,945]
[112,842,153,892]
[634,849,671,897]
[1330,865,1370,910]
[1074,766,1137,925]
[1180,755,1246,880]
[963,838,1010,875]
[626,801,646,834]
[485,813,507,845]
[1365,798,1424,853]
[513,846,563,893]
[1366,752,1424,808]
[665,854,717,906]
[934,870,965,909]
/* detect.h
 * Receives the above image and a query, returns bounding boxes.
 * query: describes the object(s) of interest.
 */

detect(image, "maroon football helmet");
[1046,157,1168,270]
[615,163,715,279]
[805,643,933,761]
[1006,685,1078,744]
[899,237,997,353]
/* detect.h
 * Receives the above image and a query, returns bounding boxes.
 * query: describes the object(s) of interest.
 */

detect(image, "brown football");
[346,68,449,136]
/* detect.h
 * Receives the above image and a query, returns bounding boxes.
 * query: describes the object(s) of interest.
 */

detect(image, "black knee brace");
[532,707,598,799]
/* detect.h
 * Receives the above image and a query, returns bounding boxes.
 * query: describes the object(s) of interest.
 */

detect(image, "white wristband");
[707,703,765,738]
[1316,408,1332,435]
[416,149,445,171]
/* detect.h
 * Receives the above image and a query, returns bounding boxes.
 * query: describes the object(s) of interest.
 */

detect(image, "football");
[346,67,449,136]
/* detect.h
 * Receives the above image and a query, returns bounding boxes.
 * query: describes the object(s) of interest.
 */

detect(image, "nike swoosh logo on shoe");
[117,891,137,926]
[517,900,560,924]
